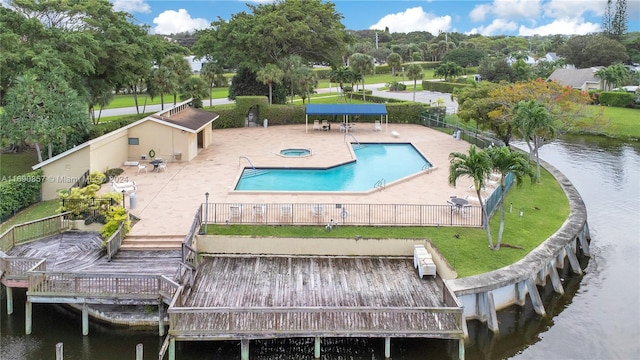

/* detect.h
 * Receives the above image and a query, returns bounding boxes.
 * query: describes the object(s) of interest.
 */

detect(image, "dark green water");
[2,136,639,359]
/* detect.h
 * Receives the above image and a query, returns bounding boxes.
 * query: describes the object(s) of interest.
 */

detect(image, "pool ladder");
[344,133,364,148]
[374,178,386,191]
[239,156,255,169]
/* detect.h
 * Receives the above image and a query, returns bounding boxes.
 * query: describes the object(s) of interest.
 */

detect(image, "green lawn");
[206,166,568,278]
[599,106,640,139]
[0,151,39,178]
[0,199,60,233]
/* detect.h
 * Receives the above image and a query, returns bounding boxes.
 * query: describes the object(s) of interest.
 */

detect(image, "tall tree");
[486,146,534,250]
[161,54,192,106]
[148,66,173,110]
[193,0,350,70]
[279,55,304,104]
[449,146,495,249]
[329,66,357,103]
[256,64,284,105]
[406,63,423,102]
[386,52,403,77]
[0,70,89,161]
[200,62,227,107]
[179,77,210,108]
[603,0,628,41]
[349,53,375,101]
[513,100,557,182]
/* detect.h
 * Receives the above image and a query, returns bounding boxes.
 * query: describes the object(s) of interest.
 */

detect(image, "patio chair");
[373,120,382,131]
[313,120,321,130]
[137,164,147,173]
[321,119,329,131]
[157,163,167,172]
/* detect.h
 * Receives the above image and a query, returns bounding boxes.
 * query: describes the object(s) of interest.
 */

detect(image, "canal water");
[1,135,639,360]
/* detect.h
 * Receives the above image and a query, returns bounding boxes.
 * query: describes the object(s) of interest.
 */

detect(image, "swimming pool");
[235,143,432,191]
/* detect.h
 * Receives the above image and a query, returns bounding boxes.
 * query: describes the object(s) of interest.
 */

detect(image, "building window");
[128,138,139,145]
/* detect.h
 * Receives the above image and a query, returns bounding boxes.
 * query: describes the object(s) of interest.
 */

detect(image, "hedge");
[422,80,471,93]
[599,91,636,108]
[0,169,43,221]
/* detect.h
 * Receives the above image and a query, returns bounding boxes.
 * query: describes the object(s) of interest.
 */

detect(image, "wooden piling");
[25,300,32,335]
[56,342,63,360]
[158,303,165,336]
[136,343,143,360]
[314,337,321,359]
[6,286,13,315]
[82,303,89,336]
[384,337,391,359]
[241,339,250,360]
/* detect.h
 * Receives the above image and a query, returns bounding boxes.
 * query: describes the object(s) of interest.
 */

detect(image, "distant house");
[186,55,204,74]
[32,99,219,200]
[506,55,537,66]
[547,67,605,91]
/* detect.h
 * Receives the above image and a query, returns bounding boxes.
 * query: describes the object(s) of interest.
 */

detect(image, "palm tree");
[329,66,356,103]
[406,63,423,102]
[386,52,403,77]
[161,54,191,105]
[256,64,284,105]
[486,146,534,250]
[349,53,375,101]
[148,65,173,110]
[200,62,226,107]
[449,145,495,249]
[279,55,304,104]
[179,77,210,108]
[513,100,556,182]
[294,66,318,104]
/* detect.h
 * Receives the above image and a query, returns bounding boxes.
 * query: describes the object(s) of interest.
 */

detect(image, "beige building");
[33,99,219,200]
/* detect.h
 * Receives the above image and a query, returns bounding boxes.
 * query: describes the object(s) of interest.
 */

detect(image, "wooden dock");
[166,255,465,359]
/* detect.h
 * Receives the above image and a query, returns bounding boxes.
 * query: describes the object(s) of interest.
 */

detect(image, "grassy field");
[0,151,39,178]
[0,200,60,233]
[206,166,568,278]
[599,106,640,139]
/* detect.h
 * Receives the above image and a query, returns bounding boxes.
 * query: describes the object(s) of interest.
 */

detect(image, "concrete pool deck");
[118,124,481,238]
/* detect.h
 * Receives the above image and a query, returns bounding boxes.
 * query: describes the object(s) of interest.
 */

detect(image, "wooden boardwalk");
[169,255,464,341]
[4,231,181,278]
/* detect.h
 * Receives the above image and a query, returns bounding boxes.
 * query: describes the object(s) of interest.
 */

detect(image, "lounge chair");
[373,120,382,131]
[229,205,242,221]
[313,120,321,130]
[252,205,266,221]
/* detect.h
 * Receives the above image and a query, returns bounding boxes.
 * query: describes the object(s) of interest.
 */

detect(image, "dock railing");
[168,306,463,339]
[105,221,126,261]
[27,271,177,304]
[202,203,482,227]
[0,212,71,252]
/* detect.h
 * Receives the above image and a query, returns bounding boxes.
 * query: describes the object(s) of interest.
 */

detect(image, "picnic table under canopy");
[304,104,388,133]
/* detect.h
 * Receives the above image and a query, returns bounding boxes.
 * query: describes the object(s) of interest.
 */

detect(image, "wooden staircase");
[120,235,184,251]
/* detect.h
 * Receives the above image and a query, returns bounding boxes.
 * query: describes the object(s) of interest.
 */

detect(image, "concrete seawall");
[446,158,591,336]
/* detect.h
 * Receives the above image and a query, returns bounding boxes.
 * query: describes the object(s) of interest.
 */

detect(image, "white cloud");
[467,19,518,36]
[470,4,492,22]
[369,7,451,34]
[110,0,150,14]
[542,0,604,19]
[519,17,601,35]
[152,9,209,34]
[470,0,541,22]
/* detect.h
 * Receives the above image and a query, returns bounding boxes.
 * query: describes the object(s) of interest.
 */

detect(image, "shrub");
[87,171,106,186]
[388,81,407,91]
[0,169,43,221]
[104,168,124,182]
[100,206,131,240]
[599,91,635,108]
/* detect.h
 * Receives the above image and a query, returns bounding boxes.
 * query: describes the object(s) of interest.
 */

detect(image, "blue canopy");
[305,104,387,116]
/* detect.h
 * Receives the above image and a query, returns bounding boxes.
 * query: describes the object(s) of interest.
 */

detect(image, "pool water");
[235,143,431,191]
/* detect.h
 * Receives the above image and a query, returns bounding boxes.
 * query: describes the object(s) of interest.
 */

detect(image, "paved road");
[98,83,458,117]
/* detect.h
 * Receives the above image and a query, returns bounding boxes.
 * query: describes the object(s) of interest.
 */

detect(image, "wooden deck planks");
[173,255,462,340]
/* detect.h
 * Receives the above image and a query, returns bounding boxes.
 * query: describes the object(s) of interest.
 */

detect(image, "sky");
[108,0,640,37]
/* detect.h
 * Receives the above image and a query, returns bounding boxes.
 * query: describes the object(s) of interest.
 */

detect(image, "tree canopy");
[193,0,350,70]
